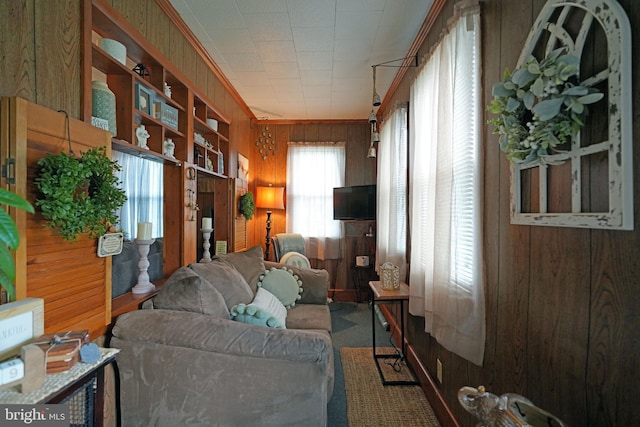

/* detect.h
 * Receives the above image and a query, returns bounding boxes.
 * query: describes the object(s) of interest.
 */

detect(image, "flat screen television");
[333,184,376,220]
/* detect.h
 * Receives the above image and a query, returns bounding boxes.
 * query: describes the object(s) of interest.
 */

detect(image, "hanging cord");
[57,110,74,156]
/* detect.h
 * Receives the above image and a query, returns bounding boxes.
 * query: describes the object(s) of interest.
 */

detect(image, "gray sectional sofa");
[110,246,334,427]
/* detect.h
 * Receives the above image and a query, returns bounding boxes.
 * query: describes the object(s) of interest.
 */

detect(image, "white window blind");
[407,4,485,366]
[377,105,408,280]
[113,151,164,239]
[286,142,345,260]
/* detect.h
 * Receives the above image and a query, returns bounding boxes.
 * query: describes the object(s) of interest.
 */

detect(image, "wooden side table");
[0,347,118,426]
[368,281,419,386]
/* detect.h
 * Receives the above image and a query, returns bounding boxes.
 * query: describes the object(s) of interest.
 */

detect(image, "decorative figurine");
[136,125,150,149]
[458,385,567,427]
[163,138,175,159]
[133,63,151,78]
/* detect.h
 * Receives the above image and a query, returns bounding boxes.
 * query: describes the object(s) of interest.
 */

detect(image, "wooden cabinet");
[85,0,233,275]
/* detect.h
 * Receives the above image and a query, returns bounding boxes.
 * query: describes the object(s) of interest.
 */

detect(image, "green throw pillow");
[257,266,303,308]
[230,288,287,329]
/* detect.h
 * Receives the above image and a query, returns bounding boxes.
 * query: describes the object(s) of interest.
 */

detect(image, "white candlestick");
[132,238,156,294]
[202,217,212,230]
[200,229,213,263]
[137,222,152,240]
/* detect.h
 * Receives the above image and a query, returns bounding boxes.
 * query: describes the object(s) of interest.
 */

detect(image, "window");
[286,142,345,259]
[407,4,485,366]
[112,151,164,239]
[377,105,408,279]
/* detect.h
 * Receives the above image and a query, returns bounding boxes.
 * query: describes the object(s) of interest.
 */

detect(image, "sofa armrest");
[112,309,331,365]
[263,261,329,304]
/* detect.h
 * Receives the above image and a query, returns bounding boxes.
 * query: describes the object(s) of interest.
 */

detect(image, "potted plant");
[0,189,34,301]
[35,146,127,241]
[239,191,255,220]
[488,48,603,165]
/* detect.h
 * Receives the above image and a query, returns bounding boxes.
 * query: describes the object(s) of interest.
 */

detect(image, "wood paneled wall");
[247,122,376,293]
[380,1,640,425]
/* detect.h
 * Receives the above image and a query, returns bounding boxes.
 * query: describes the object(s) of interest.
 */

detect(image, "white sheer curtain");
[112,151,164,239]
[408,4,485,366]
[377,105,408,280]
[286,142,345,260]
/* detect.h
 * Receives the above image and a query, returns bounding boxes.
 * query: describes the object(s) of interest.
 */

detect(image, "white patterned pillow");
[230,287,287,329]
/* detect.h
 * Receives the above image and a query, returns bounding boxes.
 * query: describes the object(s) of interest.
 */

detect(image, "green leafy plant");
[0,189,34,301]
[239,191,255,220]
[35,146,127,241]
[488,48,604,165]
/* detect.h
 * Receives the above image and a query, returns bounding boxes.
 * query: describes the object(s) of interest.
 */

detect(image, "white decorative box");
[356,256,369,267]
[380,262,399,290]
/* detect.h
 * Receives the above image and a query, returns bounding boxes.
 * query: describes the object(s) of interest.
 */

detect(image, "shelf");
[112,138,181,166]
[194,165,227,179]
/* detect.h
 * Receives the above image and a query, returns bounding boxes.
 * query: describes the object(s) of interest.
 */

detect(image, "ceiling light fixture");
[366,55,418,159]
[372,66,381,107]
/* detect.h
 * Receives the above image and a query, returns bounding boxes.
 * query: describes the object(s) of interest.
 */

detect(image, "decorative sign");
[215,240,227,255]
[0,298,44,361]
[97,232,124,257]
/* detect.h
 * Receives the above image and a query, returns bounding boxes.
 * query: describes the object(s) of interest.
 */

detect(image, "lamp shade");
[256,186,285,210]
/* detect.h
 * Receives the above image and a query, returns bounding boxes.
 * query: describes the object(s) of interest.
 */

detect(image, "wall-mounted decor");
[256,126,275,160]
[134,83,153,115]
[494,0,632,230]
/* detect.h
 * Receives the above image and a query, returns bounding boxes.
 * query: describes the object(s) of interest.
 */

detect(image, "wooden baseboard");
[377,304,460,427]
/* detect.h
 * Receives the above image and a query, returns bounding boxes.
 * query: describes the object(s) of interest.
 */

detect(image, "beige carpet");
[341,347,441,427]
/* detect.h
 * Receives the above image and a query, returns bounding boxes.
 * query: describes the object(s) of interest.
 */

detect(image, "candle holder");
[200,228,213,263]
[132,238,156,294]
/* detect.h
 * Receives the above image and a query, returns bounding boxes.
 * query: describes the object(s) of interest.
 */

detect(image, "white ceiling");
[168,0,434,120]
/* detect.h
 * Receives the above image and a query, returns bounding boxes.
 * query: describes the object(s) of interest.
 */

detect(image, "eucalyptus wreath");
[35,146,127,241]
[488,48,603,165]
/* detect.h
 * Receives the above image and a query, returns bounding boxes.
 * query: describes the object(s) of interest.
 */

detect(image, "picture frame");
[135,83,153,115]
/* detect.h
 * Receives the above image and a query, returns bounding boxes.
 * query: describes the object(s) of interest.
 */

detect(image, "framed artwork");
[238,152,249,182]
[135,83,153,115]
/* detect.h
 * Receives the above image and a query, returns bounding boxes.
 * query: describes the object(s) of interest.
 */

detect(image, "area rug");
[341,347,441,427]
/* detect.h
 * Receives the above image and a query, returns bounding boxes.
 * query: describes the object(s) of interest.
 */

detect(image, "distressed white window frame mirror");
[511,0,633,230]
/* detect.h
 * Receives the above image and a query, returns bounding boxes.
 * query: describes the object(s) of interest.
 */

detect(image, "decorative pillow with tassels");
[230,287,287,329]
[257,267,303,308]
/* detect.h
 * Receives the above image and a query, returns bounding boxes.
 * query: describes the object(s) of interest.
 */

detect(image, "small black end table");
[368,281,419,386]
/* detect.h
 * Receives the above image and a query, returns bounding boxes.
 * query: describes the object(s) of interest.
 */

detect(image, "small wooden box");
[33,331,88,374]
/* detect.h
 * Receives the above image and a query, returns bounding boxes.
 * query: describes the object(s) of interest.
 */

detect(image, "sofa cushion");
[152,266,230,319]
[189,262,254,309]
[257,266,303,308]
[230,288,287,329]
[286,304,332,332]
[214,245,265,292]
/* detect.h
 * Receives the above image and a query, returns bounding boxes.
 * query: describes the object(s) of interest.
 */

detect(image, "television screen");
[333,185,376,220]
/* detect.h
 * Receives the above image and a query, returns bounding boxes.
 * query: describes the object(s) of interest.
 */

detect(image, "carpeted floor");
[341,347,440,427]
[327,302,440,427]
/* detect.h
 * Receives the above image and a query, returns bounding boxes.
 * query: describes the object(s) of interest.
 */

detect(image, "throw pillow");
[279,251,311,269]
[230,287,287,329]
[214,245,265,292]
[152,266,230,319]
[257,267,303,308]
[189,261,254,309]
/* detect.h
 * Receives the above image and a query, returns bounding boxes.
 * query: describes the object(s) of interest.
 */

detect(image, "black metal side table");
[368,280,419,386]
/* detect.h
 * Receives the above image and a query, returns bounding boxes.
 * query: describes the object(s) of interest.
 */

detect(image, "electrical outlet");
[436,358,443,384]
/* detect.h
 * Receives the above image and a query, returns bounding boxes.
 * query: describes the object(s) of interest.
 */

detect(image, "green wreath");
[239,191,255,220]
[35,146,127,241]
[488,48,603,165]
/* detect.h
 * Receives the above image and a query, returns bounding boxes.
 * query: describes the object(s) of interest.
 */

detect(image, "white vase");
[92,81,117,136]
